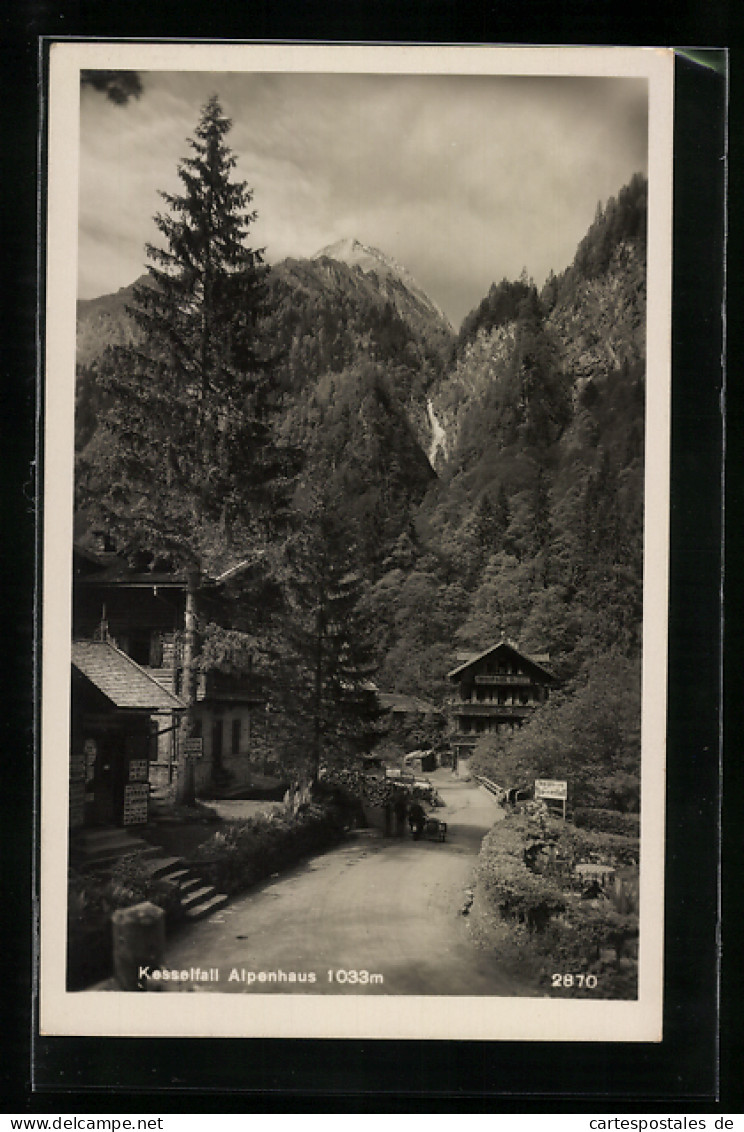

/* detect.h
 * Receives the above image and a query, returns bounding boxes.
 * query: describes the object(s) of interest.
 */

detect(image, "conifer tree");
[80,95,294,566]
[274,492,383,784]
[77,96,297,800]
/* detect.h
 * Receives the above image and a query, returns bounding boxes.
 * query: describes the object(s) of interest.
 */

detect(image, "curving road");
[161,769,535,996]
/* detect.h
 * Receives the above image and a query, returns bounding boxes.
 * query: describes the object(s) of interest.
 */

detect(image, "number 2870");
[552,973,598,988]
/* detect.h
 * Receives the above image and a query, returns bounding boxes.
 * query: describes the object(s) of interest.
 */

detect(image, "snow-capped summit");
[312,238,451,328]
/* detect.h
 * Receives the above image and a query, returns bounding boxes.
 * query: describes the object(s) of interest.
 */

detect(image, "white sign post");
[534,778,568,819]
[183,737,203,759]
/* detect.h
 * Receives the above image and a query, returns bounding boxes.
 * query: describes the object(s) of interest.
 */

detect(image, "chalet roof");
[377,691,442,715]
[73,540,265,590]
[446,639,556,682]
[72,640,186,712]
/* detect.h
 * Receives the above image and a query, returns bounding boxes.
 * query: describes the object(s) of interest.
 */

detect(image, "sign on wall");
[128,759,149,782]
[122,782,149,825]
[183,737,203,758]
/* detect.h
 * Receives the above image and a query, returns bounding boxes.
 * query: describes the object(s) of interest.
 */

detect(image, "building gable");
[447,640,555,684]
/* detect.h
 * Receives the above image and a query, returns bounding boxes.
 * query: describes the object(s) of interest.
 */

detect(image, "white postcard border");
[41,42,674,1041]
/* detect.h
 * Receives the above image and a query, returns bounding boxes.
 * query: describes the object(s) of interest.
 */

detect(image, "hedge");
[189,802,345,896]
[472,810,639,998]
[572,807,641,838]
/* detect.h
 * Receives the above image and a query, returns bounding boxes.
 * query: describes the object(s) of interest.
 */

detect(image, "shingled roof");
[447,639,556,682]
[377,692,442,715]
[72,640,186,712]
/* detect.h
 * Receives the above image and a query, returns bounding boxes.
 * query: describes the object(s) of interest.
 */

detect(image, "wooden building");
[71,639,186,828]
[72,543,268,795]
[447,640,557,766]
[376,691,443,729]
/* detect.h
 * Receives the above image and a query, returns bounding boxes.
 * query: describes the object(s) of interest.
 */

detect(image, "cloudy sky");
[78,70,647,327]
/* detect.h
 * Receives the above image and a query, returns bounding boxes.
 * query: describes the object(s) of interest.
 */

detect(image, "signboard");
[183,737,203,759]
[128,758,149,782]
[122,782,149,825]
[535,778,567,819]
[534,779,568,799]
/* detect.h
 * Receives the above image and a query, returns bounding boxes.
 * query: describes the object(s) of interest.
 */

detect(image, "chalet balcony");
[451,703,532,718]
[473,674,532,686]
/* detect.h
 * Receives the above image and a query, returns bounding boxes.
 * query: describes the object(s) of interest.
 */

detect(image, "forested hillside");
[75,167,647,808]
[371,175,647,807]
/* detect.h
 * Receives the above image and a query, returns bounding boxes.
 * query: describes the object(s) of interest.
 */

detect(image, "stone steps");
[70,827,228,922]
[185,892,229,920]
[139,854,229,922]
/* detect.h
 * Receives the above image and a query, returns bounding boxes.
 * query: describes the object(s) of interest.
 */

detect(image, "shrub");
[543,898,638,965]
[537,899,639,998]
[190,802,345,896]
[472,812,639,999]
[572,807,640,837]
[553,821,640,869]
[476,815,567,931]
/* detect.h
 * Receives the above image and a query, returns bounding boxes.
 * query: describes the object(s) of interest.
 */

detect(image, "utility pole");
[177,567,200,805]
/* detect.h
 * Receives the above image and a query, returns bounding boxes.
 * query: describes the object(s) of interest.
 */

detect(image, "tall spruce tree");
[275,492,383,784]
[77,96,296,801]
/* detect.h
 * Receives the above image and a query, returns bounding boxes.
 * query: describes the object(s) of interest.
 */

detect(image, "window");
[231,718,241,756]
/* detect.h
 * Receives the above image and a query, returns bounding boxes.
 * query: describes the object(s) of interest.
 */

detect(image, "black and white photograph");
[41,43,673,1041]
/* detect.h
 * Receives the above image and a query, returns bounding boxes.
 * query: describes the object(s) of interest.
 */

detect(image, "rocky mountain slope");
[76,277,147,368]
[422,174,647,474]
[313,237,452,328]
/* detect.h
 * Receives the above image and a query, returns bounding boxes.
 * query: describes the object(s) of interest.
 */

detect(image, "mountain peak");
[314,236,366,260]
[312,237,395,274]
[311,238,451,328]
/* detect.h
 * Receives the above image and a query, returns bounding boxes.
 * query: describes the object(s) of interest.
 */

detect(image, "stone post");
[111,901,165,990]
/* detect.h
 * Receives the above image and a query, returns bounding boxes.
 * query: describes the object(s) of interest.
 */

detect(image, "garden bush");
[572,807,640,838]
[472,811,639,999]
[190,802,345,896]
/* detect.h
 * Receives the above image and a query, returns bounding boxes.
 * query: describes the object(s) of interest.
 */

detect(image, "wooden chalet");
[447,639,557,766]
[71,639,186,828]
[72,541,267,796]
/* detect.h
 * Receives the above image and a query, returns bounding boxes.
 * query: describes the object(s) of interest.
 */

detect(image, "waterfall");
[427,398,447,466]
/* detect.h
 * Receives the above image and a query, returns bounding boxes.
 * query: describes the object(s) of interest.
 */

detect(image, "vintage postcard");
[40,43,673,1041]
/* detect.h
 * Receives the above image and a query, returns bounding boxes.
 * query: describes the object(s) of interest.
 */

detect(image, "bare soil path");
[162,769,536,996]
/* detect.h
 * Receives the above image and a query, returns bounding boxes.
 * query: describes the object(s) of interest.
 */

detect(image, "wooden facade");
[73,547,266,795]
[70,640,185,828]
[447,640,556,764]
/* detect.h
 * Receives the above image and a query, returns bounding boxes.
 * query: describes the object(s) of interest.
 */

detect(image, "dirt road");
[162,770,534,996]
